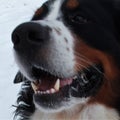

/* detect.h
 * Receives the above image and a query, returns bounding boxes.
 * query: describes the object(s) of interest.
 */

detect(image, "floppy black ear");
[14,71,25,84]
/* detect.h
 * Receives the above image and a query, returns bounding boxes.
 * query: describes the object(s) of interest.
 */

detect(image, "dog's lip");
[31,64,103,110]
[31,65,75,95]
[31,64,103,96]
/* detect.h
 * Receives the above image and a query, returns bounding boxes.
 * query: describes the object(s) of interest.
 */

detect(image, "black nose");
[12,22,50,48]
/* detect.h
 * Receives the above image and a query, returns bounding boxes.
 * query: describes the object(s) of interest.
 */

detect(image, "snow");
[0,0,46,119]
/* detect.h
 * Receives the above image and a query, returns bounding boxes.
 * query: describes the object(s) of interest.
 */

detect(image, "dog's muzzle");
[12,21,104,111]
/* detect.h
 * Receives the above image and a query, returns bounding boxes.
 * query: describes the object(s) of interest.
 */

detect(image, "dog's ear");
[14,71,25,84]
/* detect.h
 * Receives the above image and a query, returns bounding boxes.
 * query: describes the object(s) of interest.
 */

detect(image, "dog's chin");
[33,85,71,112]
[30,64,103,112]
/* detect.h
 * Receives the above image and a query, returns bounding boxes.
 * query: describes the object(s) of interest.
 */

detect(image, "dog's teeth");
[46,90,50,94]
[50,88,55,93]
[54,79,60,91]
[73,76,77,80]
[32,79,60,95]
[31,83,37,92]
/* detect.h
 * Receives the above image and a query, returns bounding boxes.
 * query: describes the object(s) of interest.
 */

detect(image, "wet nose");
[12,22,50,49]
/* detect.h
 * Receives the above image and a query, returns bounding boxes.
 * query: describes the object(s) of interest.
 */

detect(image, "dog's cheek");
[74,38,120,108]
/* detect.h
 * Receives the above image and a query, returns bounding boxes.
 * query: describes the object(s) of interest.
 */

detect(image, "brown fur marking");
[74,38,120,109]
[34,7,43,17]
[66,0,79,9]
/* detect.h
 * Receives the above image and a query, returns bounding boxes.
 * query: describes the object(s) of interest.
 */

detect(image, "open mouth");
[31,64,104,97]
[31,66,73,95]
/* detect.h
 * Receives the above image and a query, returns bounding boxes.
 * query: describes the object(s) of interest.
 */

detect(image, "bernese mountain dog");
[12,0,120,119]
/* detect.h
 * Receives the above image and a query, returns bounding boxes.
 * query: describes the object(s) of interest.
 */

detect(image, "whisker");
[74,52,104,75]
[75,63,90,71]
[74,51,91,61]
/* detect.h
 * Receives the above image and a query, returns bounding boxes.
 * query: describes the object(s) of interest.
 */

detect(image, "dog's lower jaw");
[31,102,86,120]
[33,95,89,113]
[31,103,119,120]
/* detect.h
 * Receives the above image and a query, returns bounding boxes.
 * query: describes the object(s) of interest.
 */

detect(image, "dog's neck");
[31,104,84,120]
[31,104,119,120]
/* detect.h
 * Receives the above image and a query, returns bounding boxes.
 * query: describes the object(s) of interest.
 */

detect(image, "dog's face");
[12,0,120,112]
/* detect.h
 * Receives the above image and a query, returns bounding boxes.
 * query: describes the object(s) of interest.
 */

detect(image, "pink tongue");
[60,78,73,88]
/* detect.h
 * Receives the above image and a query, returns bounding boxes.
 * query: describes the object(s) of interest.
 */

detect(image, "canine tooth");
[50,88,55,93]
[31,83,37,92]
[46,90,50,94]
[54,79,60,91]
[73,76,77,80]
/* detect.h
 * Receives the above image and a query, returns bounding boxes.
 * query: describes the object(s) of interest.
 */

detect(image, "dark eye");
[70,14,89,24]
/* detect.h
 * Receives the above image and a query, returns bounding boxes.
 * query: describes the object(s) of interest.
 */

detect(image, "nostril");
[12,22,50,46]
[28,31,44,43]
[12,33,21,45]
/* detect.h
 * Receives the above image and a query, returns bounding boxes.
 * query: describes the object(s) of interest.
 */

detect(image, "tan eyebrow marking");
[34,7,44,17]
[66,0,79,9]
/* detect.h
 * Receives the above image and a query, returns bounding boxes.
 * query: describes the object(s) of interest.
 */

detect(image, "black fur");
[14,72,35,120]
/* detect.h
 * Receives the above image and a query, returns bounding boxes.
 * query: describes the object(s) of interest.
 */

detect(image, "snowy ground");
[0,0,46,119]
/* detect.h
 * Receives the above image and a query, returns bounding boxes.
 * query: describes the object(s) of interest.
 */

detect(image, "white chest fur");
[30,104,119,120]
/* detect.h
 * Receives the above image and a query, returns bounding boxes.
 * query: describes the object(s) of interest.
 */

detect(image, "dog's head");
[12,0,120,112]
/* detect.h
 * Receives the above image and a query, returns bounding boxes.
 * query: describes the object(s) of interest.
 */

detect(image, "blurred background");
[0,0,46,119]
